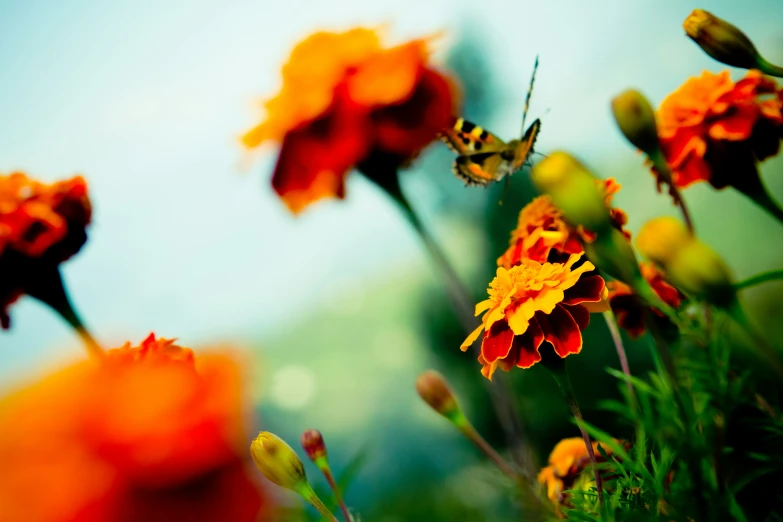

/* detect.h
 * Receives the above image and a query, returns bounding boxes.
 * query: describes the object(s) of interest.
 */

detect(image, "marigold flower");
[607,263,683,338]
[0,334,269,522]
[497,179,629,268]
[537,437,617,508]
[0,172,91,329]
[657,70,783,190]
[462,253,608,379]
[243,28,456,214]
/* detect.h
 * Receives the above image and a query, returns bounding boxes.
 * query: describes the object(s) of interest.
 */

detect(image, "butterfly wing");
[453,152,507,186]
[511,118,541,172]
[440,118,505,155]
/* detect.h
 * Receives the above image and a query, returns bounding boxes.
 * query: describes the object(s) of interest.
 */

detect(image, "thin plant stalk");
[543,355,604,509]
[457,423,519,481]
[735,269,783,291]
[373,171,533,479]
[648,149,695,233]
[297,484,339,522]
[602,310,635,406]
[318,466,352,522]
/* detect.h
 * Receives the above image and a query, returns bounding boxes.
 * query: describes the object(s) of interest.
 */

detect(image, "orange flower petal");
[480,320,515,364]
[538,304,583,359]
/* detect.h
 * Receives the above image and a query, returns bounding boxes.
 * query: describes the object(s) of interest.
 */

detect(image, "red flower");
[0,172,91,329]
[607,263,683,338]
[242,28,456,213]
[657,70,783,189]
[0,334,271,522]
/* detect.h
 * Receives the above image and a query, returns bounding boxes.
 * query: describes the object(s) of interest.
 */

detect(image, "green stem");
[648,149,695,234]
[757,56,783,78]
[733,171,783,226]
[727,298,783,379]
[458,423,519,481]
[371,169,534,481]
[734,269,783,291]
[320,467,353,522]
[298,483,339,522]
[543,356,604,509]
[602,310,635,407]
[26,266,104,360]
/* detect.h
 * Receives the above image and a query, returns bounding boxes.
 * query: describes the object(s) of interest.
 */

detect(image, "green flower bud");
[416,370,469,428]
[611,90,660,155]
[250,431,308,492]
[531,152,611,233]
[637,217,734,307]
[683,9,759,69]
[300,429,328,468]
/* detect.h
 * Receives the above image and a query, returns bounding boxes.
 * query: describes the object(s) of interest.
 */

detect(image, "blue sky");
[2,0,782,385]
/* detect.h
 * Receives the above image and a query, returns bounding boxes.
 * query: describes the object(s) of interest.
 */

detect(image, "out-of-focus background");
[2,0,783,519]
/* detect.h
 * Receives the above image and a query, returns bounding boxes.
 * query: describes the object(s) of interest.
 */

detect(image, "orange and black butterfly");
[440,56,541,187]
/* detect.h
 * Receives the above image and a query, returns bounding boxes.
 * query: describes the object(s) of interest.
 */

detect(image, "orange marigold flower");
[607,263,684,338]
[461,254,609,379]
[0,172,91,329]
[243,28,456,214]
[0,334,270,522]
[537,437,617,508]
[497,178,629,268]
[657,70,783,189]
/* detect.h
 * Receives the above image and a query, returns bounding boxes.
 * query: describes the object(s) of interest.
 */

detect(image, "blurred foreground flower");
[497,179,628,268]
[0,172,102,356]
[608,263,683,339]
[657,70,783,222]
[461,253,608,379]
[242,27,456,213]
[683,9,783,77]
[0,334,269,522]
[537,437,617,510]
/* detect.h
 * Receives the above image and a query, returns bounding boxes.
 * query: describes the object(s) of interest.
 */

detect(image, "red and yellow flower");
[242,28,456,214]
[537,437,617,510]
[657,69,783,189]
[0,334,270,522]
[461,254,608,379]
[607,263,683,338]
[497,178,629,269]
[0,172,91,329]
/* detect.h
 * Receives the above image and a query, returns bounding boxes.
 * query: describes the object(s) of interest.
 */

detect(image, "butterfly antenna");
[521,54,539,135]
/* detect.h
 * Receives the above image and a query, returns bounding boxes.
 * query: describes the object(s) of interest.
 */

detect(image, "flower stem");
[602,310,635,407]
[319,467,353,522]
[25,266,104,360]
[458,423,519,481]
[758,56,783,78]
[733,171,783,226]
[368,168,534,480]
[734,269,783,291]
[543,355,604,509]
[298,484,339,522]
[649,149,695,233]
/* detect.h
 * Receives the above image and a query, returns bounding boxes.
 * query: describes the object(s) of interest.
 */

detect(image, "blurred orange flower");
[0,172,91,329]
[607,263,684,338]
[461,254,609,379]
[537,437,617,508]
[242,28,456,213]
[497,178,629,268]
[0,334,270,522]
[657,70,783,189]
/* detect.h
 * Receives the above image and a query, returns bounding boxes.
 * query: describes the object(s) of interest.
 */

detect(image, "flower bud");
[611,90,660,155]
[250,431,308,492]
[634,217,691,267]
[637,217,735,307]
[300,429,328,467]
[683,9,759,69]
[531,152,611,233]
[416,370,468,428]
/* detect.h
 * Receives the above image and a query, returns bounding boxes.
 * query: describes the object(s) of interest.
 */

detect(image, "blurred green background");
[2,1,783,520]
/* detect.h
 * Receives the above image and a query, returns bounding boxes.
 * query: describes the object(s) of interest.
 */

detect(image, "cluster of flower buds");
[251,430,353,521]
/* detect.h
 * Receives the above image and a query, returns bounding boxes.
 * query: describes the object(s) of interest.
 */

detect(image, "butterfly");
[440,56,541,187]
